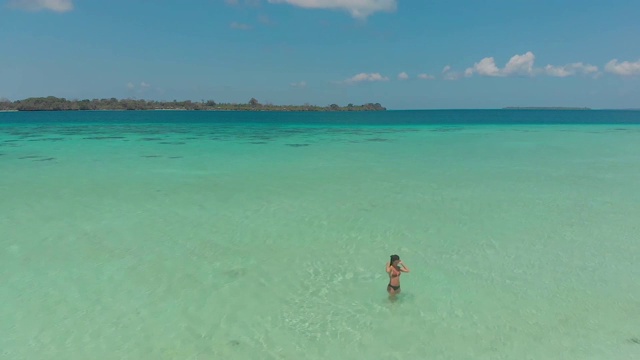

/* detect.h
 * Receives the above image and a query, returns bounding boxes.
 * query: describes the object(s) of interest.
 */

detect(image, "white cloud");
[8,0,73,12]
[605,59,640,76]
[267,0,397,18]
[344,72,389,84]
[503,52,535,76]
[444,72,462,80]
[397,72,409,80]
[127,82,152,92]
[443,52,625,80]
[441,65,462,80]
[544,65,573,78]
[544,62,598,77]
[230,22,252,30]
[290,81,307,88]
[418,73,434,80]
[465,51,535,77]
[462,52,603,79]
[466,57,501,77]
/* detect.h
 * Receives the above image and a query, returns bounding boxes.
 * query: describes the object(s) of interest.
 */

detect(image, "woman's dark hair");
[390,254,400,265]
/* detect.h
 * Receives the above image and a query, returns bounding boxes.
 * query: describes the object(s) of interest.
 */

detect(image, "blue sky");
[1,0,639,109]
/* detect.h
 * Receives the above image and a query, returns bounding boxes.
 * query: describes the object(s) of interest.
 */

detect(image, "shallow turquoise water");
[1,111,640,359]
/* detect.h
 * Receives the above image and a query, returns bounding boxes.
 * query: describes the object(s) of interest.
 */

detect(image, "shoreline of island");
[0,96,386,112]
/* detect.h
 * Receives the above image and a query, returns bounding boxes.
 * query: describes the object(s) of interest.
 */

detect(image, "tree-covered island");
[0,96,386,112]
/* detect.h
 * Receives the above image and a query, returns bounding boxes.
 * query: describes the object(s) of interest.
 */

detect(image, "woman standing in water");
[386,254,410,296]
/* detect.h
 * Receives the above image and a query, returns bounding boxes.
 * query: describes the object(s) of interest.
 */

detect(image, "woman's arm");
[399,261,410,272]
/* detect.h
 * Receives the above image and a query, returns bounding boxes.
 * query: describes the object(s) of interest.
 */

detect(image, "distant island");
[0,96,386,112]
[502,107,591,110]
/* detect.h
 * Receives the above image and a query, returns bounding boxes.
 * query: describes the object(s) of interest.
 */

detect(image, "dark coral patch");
[28,137,65,142]
[285,143,310,147]
[84,136,126,140]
